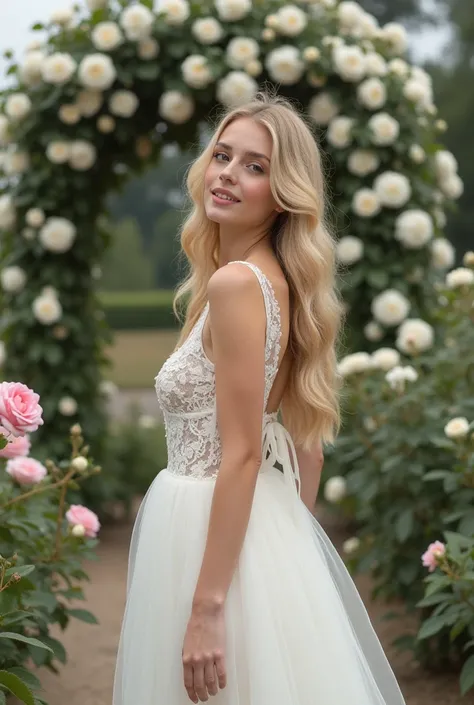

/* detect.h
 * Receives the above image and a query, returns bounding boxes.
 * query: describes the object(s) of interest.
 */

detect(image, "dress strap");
[262,416,301,505]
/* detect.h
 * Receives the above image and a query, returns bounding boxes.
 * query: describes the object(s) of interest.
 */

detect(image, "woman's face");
[203,117,281,231]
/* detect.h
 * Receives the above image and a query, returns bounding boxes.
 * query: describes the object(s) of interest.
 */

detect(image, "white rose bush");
[324,256,474,689]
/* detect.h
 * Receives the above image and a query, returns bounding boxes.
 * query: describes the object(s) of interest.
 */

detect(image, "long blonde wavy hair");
[172,92,344,450]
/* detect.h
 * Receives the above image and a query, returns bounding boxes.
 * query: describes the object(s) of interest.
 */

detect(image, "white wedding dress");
[113,260,406,705]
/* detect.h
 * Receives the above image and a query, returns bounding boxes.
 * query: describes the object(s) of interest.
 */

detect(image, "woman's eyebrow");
[215,141,270,163]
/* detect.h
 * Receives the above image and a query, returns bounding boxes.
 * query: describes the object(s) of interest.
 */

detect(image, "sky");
[0,0,454,84]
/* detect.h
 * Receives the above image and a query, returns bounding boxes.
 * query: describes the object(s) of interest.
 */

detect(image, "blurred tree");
[358,0,442,26]
[150,209,187,289]
[100,218,154,291]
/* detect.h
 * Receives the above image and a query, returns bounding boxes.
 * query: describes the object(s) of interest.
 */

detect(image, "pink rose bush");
[66,504,101,538]
[6,457,47,485]
[0,430,31,459]
[0,382,43,438]
[421,541,446,572]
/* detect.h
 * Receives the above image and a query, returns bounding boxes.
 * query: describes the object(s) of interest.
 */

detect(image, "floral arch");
[0,0,462,456]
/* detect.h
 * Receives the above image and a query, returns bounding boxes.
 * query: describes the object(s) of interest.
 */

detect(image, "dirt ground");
[35,508,465,705]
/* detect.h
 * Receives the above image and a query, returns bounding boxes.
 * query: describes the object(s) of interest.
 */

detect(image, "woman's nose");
[219,163,237,183]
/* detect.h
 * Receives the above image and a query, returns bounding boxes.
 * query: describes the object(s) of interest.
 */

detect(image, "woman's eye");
[249,163,264,173]
[213,152,228,162]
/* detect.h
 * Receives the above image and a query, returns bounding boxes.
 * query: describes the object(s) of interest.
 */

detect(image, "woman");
[113,93,406,705]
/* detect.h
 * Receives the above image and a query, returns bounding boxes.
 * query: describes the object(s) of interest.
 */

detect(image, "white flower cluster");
[337,351,372,377]
[39,217,77,253]
[324,476,347,503]
[33,286,63,325]
[434,150,464,200]
[385,365,418,392]
[445,267,474,289]
[444,417,470,440]
[1,266,27,294]
[46,139,97,170]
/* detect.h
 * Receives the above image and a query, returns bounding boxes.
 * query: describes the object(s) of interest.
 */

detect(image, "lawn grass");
[105,329,179,388]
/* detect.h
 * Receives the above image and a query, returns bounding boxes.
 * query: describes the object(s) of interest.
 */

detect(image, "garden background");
[0,0,473,704]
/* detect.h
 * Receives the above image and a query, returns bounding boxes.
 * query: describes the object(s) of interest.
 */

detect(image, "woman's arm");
[192,264,268,610]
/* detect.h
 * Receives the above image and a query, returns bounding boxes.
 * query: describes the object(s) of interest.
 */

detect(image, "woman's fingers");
[183,656,199,703]
[204,661,218,697]
[215,652,227,690]
[192,657,208,702]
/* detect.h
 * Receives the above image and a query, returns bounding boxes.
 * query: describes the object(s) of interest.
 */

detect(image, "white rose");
[357,77,386,110]
[444,417,470,439]
[382,22,408,55]
[120,4,154,40]
[4,150,29,175]
[374,171,411,209]
[226,37,259,69]
[403,78,432,110]
[0,195,16,229]
[33,294,62,325]
[336,236,363,265]
[323,476,347,503]
[41,52,77,84]
[216,71,258,108]
[192,17,224,44]
[356,13,379,39]
[215,0,252,22]
[372,289,410,326]
[371,347,400,371]
[308,92,339,125]
[97,115,115,133]
[445,267,474,289]
[39,217,77,253]
[265,46,304,85]
[138,414,157,429]
[327,116,354,149]
[368,112,400,146]
[59,396,78,416]
[71,523,86,537]
[5,93,32,121]
[276,5,308,37]
[364,52,387,77]
[347,149,379,177]
[395,209,433,249]
[79,53,116,90]
[138,38,160,60]
[343,537,360,555]
[109,90,139,117]
[245,60,262,77]
[463,251,474,267]
[86,0,108,9]
[46,140,70,164]
[440,174,464,200]
[396,318,434,354]
[159,91,194,124]
[337,1,365,30]
[50,8,74,25]
[19,50,45,85]
[160,0,190,26]
[352,188,381,218]
[364,321,383,342]
[435,150,458,179]
[385,365,418,392]
[69,140,97,170]
[1,266,26,293]
[409,145,426,164]
[388,58,409,77]
[302,46,320,63]
[92,21,124,51]
[333,45,366,82]
[431,238,455,270]
[181,55,213,89]
[76,90,103,117]
[26,208,45,228]
[337,352,372,377]
[71,456,88,472]
[59,104,81,125]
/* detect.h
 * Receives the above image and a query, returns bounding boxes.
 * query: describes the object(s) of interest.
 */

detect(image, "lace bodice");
[155,261,282,479]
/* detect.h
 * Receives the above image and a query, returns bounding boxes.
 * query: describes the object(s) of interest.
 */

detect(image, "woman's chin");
[204,205,239,225]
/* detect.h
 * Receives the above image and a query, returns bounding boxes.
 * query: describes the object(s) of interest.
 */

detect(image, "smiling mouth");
[211,189,240,203]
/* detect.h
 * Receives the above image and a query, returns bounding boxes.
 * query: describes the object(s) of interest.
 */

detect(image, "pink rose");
[6,457,47,485]
[0,382,44,438]
[421,540,446,572]
[65,505,100,538]
[0,429,31,459]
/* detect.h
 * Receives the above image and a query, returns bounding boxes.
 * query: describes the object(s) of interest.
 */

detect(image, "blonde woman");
[113,93,406,705]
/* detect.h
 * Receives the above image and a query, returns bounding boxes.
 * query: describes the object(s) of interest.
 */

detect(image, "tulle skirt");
[113,462,406,704]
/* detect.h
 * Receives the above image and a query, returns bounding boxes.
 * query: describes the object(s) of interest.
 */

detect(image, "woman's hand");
[182,600,227,703]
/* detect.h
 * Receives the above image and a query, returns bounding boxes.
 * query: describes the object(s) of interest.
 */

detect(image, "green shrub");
[99,290,178,330]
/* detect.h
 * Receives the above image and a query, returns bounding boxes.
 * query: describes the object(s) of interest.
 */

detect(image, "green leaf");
[0,690,6,705]
[7,668,41,691]
[395,508,414,543]
[31,23,44,30]
[4,565,35,579]
[67,609,98,624]
[460,654,474,695]
[417,615,448,640]
[0,633,53,653]
[0,670,35,705]
[417,592,450,608]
